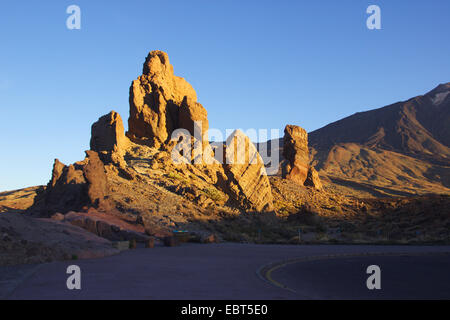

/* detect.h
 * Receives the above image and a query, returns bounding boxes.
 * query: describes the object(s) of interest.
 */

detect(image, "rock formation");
[83,150,111,210]
[90,111,130,163]
[304,167,323,190]
[63,211,149,242]
[179,96,209,140]
[224,130,274,211]
[126,50,273,211]
[30,151,111,216]
[282,124,322,190]
[127,50,208,147]
[282,125,309,184]
[30,50,275,220]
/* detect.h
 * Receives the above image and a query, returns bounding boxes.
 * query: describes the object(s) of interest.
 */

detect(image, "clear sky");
[1,0,449,191]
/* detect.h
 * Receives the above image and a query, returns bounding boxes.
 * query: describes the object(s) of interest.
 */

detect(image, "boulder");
[163,236,179,247]
[50,213,65,221]
[64,211,149,242]
[201,233,219,244]
[129,239,137,249]
[112,241,130,251]
[223,130,274,211]
[145,237,155,248]
[304,167,323,190]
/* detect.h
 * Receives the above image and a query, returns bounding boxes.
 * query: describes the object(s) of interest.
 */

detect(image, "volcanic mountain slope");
[308,83,450,197]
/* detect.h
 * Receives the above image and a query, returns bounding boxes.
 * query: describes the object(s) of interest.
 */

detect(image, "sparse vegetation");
[166,172,186,181]
[202,187,224,202]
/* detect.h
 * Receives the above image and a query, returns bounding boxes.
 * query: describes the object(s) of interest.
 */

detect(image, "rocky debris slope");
[282,124,322,190]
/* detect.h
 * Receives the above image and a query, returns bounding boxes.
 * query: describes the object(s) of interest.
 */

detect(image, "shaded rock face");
[223,130,274,211]
[90,111,130,162]
[179,96,209,139]
[127,50,208,147]
[39,160,88,215]
[90,111,136,181]
[83,150,111,211]
[282,125,309,184]
[30,151,110,216]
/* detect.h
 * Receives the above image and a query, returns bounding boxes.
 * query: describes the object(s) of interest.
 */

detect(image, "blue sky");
[1,0,449,191]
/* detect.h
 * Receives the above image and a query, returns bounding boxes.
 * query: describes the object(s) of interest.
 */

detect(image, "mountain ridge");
[307,82,450,197]
[309,83,450,164]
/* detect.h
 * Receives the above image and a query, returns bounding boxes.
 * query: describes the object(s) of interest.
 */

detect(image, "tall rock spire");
[127,50,208,147]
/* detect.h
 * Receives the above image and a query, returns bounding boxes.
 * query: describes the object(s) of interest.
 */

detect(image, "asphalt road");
[268,253,450,299]
[2,243,450,300]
